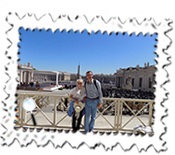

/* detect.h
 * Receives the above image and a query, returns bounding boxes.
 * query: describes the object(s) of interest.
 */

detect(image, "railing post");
[119,100,123,129]
[149,101,153,127]
[114,100,117,129]
[116,100,120,132]
[18,96,21,125]
[102,100,105,111]
[23,95,27,125]
[23,103,27,124]
[20,95,24,127]
[47,97,50,107]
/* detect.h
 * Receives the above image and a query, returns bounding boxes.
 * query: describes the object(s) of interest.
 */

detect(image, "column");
[32,71,34,82]
[145,76,147,91]
[152,74,155,91]
[56,72,58,86]
[30,72,32,82]
[20,70,23,83]
[28,71,30,83]
[121,77,123,88]
[18,70,21,83]
[117,77,119,87]
[135,76,138,89]
[133,77,135,88]
[118,77,119,87]
[144,73,146,91]
[59,74,61,81]
[27,71,29,84]
[146,75,148,91]
[27,72,29,83]
[22,71,24,83]
[123,70,125,85]
[119,77,120,87]
[26,71,28,84]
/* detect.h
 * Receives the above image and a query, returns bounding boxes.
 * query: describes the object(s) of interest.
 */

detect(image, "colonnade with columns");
[18,70,59,85]
[19,70,34,84]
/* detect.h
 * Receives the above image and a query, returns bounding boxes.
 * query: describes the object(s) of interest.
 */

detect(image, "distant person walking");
[67,79,86,132]
[83,71,103,133]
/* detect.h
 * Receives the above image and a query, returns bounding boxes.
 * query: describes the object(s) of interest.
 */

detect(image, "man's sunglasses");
[86,74,93,76]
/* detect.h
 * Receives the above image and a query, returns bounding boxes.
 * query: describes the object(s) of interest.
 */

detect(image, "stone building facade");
[93,62,156,92]
[93,74,116,83]
[58,72,81,82]
[116,63,156,92]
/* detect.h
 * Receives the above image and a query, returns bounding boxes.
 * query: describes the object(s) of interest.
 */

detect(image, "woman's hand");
[75,100,79,104]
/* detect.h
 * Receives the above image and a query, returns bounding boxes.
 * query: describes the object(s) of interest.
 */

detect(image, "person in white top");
[67,79,86,132]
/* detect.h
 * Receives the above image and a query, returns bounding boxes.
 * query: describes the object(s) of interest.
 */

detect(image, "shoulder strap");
[84,81,86,92]
[94,79,98,91]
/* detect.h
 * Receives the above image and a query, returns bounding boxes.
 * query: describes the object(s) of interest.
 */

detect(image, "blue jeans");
[85,98,99,133]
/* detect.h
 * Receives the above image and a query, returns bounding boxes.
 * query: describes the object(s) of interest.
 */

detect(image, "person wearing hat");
[83,71,103,133]
[67,79,86,132]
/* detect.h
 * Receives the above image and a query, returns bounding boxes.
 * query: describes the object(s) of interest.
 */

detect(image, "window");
[139,78,142,87]
[132,78,134,87]
[149,77,152,88]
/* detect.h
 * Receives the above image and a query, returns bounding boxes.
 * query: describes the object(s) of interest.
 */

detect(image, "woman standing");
[67,79,86,132]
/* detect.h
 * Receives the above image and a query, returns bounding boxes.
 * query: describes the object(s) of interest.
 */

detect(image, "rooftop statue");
[122,76,132,90]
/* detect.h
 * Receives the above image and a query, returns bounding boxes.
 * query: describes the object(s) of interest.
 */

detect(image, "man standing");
[83,71,103,133]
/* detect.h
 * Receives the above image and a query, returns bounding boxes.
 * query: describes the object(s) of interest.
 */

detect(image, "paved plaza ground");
[16,89,154,133]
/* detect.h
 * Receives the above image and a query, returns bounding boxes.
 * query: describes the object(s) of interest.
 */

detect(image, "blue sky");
[18,28,158,75]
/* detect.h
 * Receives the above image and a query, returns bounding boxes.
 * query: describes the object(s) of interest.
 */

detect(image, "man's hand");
[97,103,101,109]
[75,100,79,104]
[83,97,86,103]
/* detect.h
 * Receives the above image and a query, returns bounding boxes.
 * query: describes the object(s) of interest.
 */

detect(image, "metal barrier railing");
[15,93,154,133]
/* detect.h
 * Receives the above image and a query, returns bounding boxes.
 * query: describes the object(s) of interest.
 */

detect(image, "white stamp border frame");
[1,13,171,151]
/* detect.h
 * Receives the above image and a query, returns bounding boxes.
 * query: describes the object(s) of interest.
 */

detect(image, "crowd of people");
[18,81,38,87]
[64,84,77,89]
[102,88,155,100]
[101,88,155,116]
